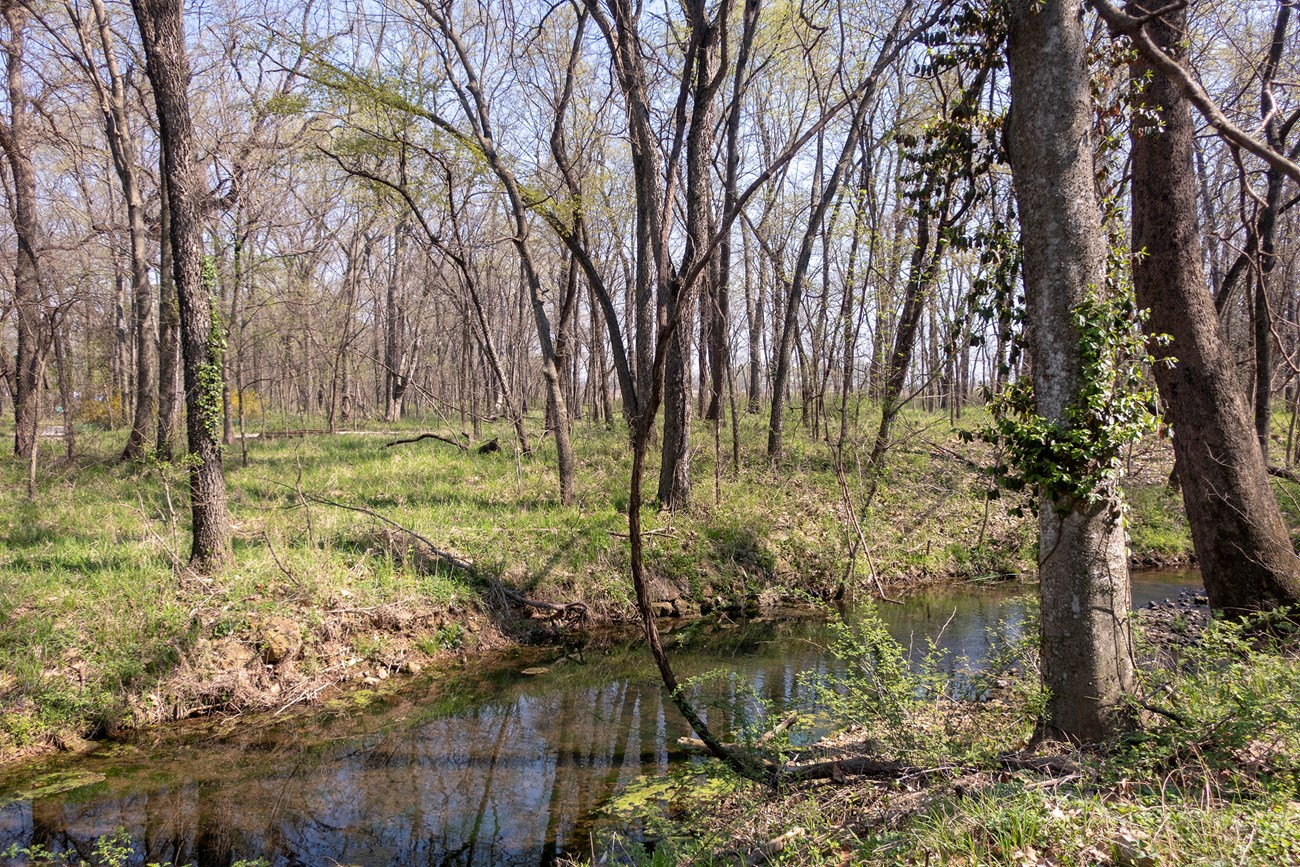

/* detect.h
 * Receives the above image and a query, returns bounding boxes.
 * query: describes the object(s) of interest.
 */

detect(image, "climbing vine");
[197,256,227,446]
[960,8,1169,512]
[972,276,1167,509]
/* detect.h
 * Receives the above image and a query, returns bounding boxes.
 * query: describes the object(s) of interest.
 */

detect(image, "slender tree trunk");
[156,167,180,460]
[133,0,231,572]
[385,226,406,424]
[223,225,242,447]
[429,8,574,503]
[657,0,725,509]
[658,295,695,509]
[1007,0,1135,742]
[865,204,939,497]
[0,1,44,459]
[1252,2,1292,459]
[768,90,874,460]
[80,0,156,461]
[744,229,763,413]
[53,319,74,460]
[1126,0,1300,612]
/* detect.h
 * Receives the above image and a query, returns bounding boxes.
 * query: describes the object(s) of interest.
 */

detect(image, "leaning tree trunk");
[864,199,943,504]
[1007,0,1136,743]
[1126,0,1300,613]
[132,0,231,572]
[427,7,574,504]
[767,90,874,460]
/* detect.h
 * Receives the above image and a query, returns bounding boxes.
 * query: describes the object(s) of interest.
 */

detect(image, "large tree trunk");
[1007,0,1135,742]
[1126,1,1300,613]
[132,0,231,572]
[0,1,44,459]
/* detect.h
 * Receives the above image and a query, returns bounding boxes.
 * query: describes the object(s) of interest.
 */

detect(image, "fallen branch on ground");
[382,431,468,450]
[1268,465,1300,484]
[302,492,588,626]
[302,492,476,573]
[491,584,589,625]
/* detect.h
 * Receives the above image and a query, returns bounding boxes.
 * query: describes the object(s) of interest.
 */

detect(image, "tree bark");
[864,202,941,501]
[132,0,231,572]
[78,0,156,461]
[156,165,180,460]
[1006,0,1136,742]
[52,318,74,460]
[1126,0,1300,613]
[1251,1,1292,460]
[0,1,45,459]
[585,0,667,418]
[426,5,575,504]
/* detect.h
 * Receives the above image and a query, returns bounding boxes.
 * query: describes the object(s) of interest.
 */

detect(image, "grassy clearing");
[582,609,1300,867]
[0,403,1189,760]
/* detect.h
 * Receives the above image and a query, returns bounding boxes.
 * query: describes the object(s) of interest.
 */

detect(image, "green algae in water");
[1,769,106,806]
[605,770,739,820]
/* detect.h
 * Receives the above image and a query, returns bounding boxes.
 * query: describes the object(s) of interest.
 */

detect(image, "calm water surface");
[0,570,1198,866]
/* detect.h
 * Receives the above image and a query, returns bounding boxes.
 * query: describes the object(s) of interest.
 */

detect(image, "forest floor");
[0,403,1243,765]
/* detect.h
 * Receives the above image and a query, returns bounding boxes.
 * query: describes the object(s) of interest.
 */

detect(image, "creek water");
[0,570,1198,867]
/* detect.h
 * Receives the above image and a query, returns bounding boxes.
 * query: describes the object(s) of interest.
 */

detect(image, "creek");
[0,570,1198,867]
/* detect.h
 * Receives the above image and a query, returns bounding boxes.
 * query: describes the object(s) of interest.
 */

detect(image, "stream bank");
[0,570,1205,866]
[1,424,1203,768]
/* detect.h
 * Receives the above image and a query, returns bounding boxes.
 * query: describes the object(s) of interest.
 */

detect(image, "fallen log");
[1268,465,1300,484]
[673,741,1080,788]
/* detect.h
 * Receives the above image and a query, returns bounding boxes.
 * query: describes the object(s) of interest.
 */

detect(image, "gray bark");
[1006,0,1135,742]
[0,1,45,459]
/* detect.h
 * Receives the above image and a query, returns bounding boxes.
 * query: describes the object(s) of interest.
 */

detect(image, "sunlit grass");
[0,402,1189,753]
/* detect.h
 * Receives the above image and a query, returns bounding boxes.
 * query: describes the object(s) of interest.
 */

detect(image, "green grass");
[0,401,1192,756]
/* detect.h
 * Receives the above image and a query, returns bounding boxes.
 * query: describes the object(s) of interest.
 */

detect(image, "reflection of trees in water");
[9,599,1039,865]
